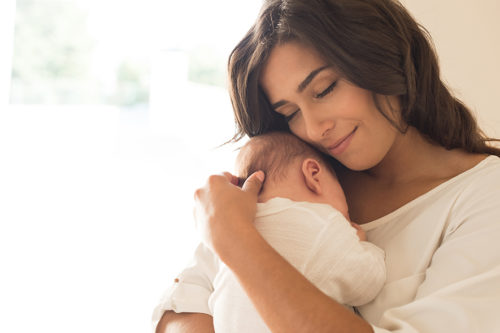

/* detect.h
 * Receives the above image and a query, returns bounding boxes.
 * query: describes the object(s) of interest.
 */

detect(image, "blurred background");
[0,0,498,332]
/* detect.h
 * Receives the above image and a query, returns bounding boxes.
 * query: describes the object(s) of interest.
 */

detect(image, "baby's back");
[209,197,362,332]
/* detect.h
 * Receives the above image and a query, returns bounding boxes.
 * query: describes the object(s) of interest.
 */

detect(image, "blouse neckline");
[361,155,498,231]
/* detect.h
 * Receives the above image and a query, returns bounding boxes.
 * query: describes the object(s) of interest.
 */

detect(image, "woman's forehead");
[263,42,323,74]
[259,43,340,110]
[260,42,333,89]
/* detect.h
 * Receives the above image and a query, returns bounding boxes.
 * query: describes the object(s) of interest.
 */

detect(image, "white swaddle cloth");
[209,197,386,333]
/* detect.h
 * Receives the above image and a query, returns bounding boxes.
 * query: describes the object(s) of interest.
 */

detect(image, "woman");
[155,0,500,331]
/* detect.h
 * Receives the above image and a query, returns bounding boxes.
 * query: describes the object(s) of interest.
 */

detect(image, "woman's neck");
[364,126,467,185]
[337,127,487,223]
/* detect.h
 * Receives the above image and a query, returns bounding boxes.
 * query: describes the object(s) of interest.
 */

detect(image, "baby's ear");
[301,158,322,194]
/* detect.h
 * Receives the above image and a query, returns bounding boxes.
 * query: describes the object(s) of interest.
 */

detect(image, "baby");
[153,132,386,332]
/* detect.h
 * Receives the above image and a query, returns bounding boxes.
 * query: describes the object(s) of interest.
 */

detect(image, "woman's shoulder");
[360,154,500,227]
[416,154,500,206]
[475,154,500,170]
[417,154,500,235]
[449,155,500,211]
[454,154,500,188]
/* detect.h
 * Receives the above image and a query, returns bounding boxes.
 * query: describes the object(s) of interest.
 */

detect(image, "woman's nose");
[302,105,335,142]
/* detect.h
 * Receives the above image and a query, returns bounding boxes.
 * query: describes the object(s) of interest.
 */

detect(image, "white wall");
[401,0,500,137]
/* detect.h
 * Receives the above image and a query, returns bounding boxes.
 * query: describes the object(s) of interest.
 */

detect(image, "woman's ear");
[301,158,323,195]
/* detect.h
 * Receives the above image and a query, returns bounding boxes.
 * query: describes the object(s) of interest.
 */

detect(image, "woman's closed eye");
[278,80,337,122]
[284,109,300,122]
[315,81,337,99]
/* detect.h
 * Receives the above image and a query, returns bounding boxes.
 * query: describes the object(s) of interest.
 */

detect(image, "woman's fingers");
[192,171,264,257]
[241,170,265,195]
[222,171,240,186]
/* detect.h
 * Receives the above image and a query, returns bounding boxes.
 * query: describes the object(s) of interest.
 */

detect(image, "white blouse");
[359,155,500,332]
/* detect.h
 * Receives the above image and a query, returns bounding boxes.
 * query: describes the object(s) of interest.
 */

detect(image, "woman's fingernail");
[256,171,265,182]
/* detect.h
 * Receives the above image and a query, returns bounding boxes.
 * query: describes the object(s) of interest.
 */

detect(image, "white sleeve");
[151,243,218,328]
[302,214,386,306]
[371,180,500,332]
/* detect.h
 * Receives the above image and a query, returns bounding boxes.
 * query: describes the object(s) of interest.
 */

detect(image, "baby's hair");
[237,131,335,184]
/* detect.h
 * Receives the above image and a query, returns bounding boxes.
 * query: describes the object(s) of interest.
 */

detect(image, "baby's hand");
[350,222,366,241]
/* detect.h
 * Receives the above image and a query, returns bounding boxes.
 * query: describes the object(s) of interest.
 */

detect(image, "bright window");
[1,1,260,332]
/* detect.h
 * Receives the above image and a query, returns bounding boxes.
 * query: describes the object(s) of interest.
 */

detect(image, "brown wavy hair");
[227,0,500,156]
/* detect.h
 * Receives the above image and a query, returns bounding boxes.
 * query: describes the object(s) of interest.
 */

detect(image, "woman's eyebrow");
[271,100,288,109]
[271,65,330,109]
[297,65,329,92]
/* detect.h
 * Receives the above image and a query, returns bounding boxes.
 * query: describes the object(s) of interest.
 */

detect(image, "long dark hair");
[228,0,500,156]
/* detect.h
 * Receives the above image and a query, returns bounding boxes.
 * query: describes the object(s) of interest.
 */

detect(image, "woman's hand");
[193,170,265,260]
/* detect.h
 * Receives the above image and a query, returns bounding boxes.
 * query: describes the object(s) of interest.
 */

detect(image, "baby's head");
[236,132,349,219]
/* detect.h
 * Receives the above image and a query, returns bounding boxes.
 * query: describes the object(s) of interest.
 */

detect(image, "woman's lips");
[327,127,358,156]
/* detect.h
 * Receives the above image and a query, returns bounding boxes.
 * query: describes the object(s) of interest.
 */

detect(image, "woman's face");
[259,41,401,171]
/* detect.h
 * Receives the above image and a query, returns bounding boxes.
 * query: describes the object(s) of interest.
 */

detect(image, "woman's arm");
[156,311,214,333]
[225,223,373,333]
[194,172,373,333]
